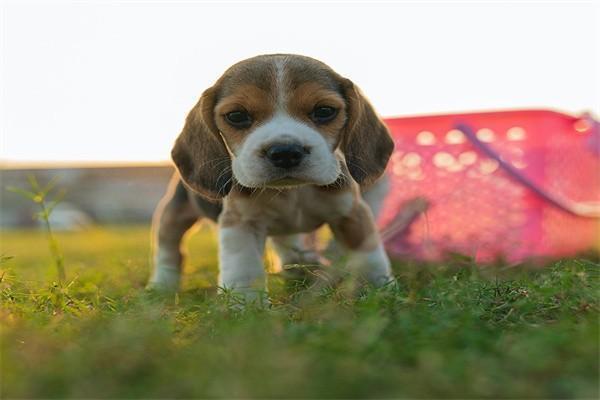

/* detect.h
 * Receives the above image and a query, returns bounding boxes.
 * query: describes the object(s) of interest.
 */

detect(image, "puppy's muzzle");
[265,143,309,169]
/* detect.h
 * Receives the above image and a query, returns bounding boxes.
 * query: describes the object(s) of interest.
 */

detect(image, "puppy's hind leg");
[147,177,200,292]
[361,174,390,220]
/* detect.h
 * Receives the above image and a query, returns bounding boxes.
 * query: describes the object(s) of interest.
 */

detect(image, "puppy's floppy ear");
[171,87,232,200]
[340,79,394,185]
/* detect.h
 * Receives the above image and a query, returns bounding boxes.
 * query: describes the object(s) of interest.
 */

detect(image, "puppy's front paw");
[347,243,393,288]
[146,265,181,293]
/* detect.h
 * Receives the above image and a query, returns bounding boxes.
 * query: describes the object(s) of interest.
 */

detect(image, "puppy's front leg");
[329,197,393,287]
[218,221,267,301]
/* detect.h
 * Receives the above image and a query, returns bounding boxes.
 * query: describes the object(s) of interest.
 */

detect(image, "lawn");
[1,225,598,398]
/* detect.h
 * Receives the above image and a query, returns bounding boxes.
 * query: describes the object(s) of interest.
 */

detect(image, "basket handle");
[456,122,600,219]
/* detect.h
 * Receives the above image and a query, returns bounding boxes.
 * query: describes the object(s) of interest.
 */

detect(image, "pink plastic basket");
[379,109,600,263]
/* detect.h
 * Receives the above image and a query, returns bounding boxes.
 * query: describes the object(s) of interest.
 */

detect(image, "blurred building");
[0,165,174,228]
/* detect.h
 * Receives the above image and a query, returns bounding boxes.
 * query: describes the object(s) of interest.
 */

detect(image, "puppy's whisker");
[215,167,233,196]
[214,166,232,184]
[218,176,233,197]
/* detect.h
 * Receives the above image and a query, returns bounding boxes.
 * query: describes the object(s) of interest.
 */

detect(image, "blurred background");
[1,0,598,228]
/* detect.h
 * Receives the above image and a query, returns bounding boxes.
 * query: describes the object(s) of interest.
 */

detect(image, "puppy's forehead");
[215,54,344,99]
[280,55,344,91]
[217,56,277,95]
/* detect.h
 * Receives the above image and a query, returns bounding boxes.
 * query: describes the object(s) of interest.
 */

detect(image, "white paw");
[146,265,181,292]
[347,243,393,287]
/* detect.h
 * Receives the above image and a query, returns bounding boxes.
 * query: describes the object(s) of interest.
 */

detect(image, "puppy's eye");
[225,110,252,128]
[310,106,338,124]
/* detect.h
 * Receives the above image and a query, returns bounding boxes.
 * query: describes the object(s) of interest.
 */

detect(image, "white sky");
[1,0,598,163]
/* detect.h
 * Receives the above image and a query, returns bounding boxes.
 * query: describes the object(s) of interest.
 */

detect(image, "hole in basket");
[476,128,495,142]
[479,159,499,175]
[445,129,465,144]
[458,151,477,165]
[416,131,436,145]
[507,126,526,141]
[433,152,454,168]
[402,152,422,167]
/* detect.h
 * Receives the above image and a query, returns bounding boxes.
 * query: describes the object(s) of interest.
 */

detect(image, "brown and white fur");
[147,54,395,298]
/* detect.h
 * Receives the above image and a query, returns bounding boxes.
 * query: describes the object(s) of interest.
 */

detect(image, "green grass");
[1,225,598,398]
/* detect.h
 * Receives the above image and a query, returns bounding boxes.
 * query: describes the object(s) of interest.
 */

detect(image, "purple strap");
[456,123,600,219]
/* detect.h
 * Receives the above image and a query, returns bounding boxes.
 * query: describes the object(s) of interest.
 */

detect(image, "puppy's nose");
[266,143,306,169]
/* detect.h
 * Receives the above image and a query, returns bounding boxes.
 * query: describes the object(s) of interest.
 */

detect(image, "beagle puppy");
[147,54,395,298]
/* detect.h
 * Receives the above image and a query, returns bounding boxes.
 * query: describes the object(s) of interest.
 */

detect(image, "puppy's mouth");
[232,158,342,189]
[264,176,308,188]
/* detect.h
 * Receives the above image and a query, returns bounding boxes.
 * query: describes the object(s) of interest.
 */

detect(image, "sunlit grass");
[0,225,598,398]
